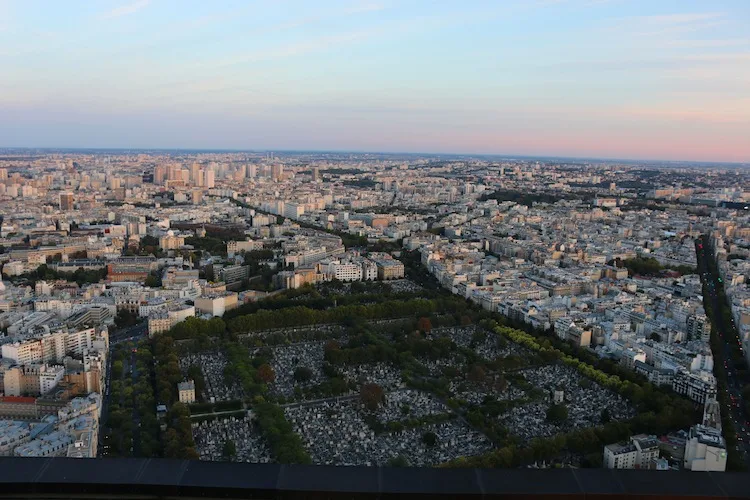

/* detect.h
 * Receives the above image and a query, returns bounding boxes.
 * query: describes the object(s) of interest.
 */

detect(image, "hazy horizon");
[2,0,749,162]
[1,145,749,166]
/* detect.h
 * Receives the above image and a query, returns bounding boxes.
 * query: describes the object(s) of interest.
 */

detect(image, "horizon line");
[0,146,747,166]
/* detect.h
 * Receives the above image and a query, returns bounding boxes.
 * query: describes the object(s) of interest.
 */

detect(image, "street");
[109,322,148,345]
[696,239,750,466]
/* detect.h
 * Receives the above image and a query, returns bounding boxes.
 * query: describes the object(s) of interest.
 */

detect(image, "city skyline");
[1,150,747,468]
[2,0,750,162]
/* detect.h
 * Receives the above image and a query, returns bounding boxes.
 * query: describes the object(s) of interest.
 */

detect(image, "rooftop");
[178,380,195,391]
[605,442,637,455]
[0,396,36,404]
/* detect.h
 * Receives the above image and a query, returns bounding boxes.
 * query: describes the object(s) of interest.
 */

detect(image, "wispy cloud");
[99,0,151,20]
[208,29,378,69]
[638,12,724,25]
[536,52,750,71]
[596,11,734,50]
[618,105,750,125]
[344,3,386,15]
[262,3,387,33]
[605,11,727,35]
[666,38,750,49]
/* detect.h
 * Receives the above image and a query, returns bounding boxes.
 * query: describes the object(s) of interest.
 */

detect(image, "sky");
[1,0,749,162]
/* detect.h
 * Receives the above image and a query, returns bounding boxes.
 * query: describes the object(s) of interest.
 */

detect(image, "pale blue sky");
[1,0,749,161]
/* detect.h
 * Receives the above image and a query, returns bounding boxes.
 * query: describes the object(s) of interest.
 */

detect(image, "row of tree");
[132,342,161,457]
[223,285,445,320]
[6,263,107,287]
[619,257,696,277]
[152,335,199,459]
[102,345,134,456]
[223,342,269,399]
[226,298,468,333]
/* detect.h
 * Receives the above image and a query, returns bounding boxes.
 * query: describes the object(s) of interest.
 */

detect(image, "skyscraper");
[154,165,166,185]
[190,163,201,185]
[59,192,74,211]
[167,164,181,181]
[204,169,215,188]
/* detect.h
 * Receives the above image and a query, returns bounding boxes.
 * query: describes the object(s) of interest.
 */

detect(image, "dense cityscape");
[0,149,747,472]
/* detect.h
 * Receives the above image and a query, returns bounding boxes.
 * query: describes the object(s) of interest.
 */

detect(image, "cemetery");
[163,299,668,469]
[284,395,492,466]
[192,414,271,463]
[179,351,243,402]
[265,341,328,398]
[339,363,404,391]
[434,325,528,361]
[498,364,636,441]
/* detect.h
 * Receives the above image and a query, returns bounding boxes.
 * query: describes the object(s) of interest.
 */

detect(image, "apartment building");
[1,328,100,366]
[604,435,660,469]
[373,258,405,280]
[194,292,238,317]
[672,370,717,404]
[227,239,264,257]
[2,364,65,396]
[328,262,363,282]
[684,425,727,471]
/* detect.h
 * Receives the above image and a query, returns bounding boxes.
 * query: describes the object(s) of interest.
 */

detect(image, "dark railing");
[0,458,748,499]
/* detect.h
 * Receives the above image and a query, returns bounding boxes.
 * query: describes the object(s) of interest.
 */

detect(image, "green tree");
[387,455,409,467]
[422,431,438,447]
[546,403,568,424]
[293,366,314,383]
[139,235,160,255]
[145,273,162,288]
[360,383,385,411]
[467,364,487,383]
[114,309,138,329]
[222,439,237,460]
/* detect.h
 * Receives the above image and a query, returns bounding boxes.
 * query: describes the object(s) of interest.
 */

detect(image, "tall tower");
[190,163,201,185]
[59,192,74,211]
[204,169,215,188]
[154,165,166,185]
